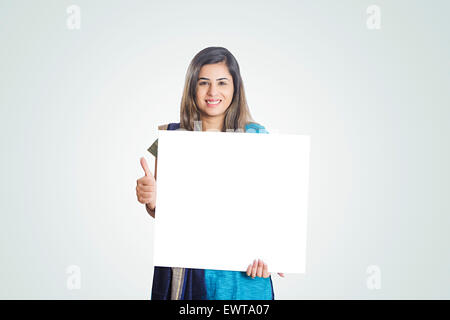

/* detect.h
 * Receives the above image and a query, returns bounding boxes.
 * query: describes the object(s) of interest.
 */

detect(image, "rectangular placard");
[153,130,310,274]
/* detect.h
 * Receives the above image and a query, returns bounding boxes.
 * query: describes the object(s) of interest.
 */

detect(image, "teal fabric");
[204,122,273,300]
[244,122,269,134]
[204,269,273,300]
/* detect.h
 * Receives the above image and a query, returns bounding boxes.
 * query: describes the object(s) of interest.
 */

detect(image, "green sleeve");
[147,138,158,158]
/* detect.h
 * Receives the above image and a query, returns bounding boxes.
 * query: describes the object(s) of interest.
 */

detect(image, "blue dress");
[204,269,273,300]
[148,122,274,300]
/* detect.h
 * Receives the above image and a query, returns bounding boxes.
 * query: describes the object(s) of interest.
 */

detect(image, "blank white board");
[153,130,310,274]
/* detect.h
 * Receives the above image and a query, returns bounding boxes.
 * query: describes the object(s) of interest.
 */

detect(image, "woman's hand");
[136,157,157,210]
[246,259,285,278]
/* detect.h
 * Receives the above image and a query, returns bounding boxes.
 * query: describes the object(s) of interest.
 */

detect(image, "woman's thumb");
[140,157,151,177]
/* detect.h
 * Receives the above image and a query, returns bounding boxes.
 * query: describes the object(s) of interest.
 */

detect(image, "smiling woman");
[195,62,235,126]
[136,47,283,300]
[179,47,254,133]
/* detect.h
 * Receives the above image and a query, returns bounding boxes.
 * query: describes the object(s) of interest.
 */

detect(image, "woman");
[136,47,284,300]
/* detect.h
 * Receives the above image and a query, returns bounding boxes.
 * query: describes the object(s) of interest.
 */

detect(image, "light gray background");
[1,0,449,299]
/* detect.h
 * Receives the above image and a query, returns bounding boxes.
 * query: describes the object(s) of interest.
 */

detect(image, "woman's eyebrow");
[198,77,229,81]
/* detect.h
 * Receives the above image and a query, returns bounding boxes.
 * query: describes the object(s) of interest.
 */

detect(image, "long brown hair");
[179,47,255,131]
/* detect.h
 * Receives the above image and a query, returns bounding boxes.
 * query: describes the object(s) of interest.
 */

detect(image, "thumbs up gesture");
[136,157,157,210]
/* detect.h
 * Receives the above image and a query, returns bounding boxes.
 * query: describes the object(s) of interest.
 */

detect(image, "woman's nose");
[207,83,218,95]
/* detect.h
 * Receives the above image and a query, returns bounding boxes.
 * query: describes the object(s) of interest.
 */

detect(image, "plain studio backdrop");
[0,0,449,299]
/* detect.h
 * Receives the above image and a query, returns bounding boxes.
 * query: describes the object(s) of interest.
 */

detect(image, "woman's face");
[195,62,234,119]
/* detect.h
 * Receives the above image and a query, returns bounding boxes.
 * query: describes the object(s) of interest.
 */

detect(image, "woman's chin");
[201,109,226,118]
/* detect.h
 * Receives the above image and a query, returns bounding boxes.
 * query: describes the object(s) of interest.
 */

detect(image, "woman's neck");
[200,115,224,132]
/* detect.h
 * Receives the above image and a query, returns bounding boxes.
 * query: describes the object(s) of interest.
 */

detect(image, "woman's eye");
[198,81,227,86]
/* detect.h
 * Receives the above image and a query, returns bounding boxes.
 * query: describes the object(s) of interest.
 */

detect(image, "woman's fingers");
[140,157,151,177]
[136,158,157,207]
[246,264,252,277]
[247,259,271,279]
[251,259,258,278]
[256,259,263,278]
[246,259,280,279]
[262,262,270,278]
[138,185,155,192]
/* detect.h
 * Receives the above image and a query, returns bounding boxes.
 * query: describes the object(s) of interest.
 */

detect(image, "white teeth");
[207,100,221,104]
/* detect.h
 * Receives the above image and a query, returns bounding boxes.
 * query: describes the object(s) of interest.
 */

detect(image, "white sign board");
[153,130,310,274]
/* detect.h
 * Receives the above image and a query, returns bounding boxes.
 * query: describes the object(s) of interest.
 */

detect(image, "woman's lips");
[206,99,221,107]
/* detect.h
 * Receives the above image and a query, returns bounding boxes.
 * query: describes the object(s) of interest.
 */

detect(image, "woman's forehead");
[199,62,232,78]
